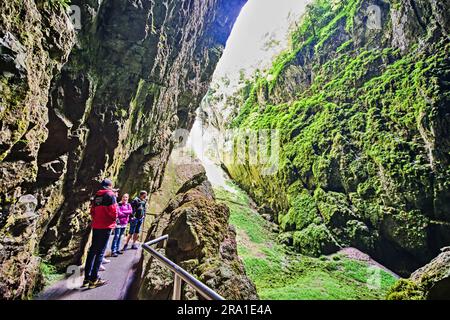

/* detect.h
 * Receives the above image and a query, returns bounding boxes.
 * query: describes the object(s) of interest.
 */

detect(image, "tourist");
[111,193,133,257]
[82,179,118,289]
[123,191,147,250]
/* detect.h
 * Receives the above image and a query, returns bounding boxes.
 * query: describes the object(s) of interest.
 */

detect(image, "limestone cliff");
[208,0,450,276]
[0,0,245,299]
[0,0,76,299]
[137,158,258,300]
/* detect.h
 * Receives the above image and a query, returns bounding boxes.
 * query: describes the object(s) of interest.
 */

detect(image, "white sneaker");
[102,258,111,264]
[99,264,106,271]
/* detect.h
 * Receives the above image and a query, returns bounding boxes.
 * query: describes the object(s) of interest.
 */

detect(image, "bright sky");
[213,0,311,83]
[183,0,312,187]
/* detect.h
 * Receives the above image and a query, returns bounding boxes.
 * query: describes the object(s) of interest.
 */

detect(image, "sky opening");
[213,0,311,85]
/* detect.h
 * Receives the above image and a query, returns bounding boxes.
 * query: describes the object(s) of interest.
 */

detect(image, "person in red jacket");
[82,178,118,289]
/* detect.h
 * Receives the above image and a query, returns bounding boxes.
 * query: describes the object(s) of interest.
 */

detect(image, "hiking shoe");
[117,250,124,255]
[81,279,90,288]
[89,278,107,289]
[131,244,138,250]
[99,264,106,271]
[102,258,111,264]
[122,245,128,251]
[111,252,118,257]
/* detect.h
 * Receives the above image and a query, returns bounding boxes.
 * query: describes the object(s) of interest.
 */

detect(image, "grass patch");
[39,261,64,287]
[215,185,398,300]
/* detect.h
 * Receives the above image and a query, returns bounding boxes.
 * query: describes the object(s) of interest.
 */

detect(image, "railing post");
[142,235,225,300]
[172,274,182,300]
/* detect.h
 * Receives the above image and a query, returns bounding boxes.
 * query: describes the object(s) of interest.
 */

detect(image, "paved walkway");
[36,236,142,300]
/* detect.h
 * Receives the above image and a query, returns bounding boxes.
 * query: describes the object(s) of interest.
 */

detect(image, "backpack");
[131,197,146,219]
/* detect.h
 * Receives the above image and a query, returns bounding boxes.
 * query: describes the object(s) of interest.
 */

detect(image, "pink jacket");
[116,202,133,227]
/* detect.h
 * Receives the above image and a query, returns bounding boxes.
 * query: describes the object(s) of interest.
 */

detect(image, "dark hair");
[139,190,147,196]
[101,178,113,188]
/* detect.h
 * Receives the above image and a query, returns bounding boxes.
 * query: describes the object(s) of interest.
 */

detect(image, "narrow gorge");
[1,0,449,301]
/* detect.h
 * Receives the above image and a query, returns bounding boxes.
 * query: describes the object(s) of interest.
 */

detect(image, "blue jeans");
[111,226,126,253]
[84,228,111,281]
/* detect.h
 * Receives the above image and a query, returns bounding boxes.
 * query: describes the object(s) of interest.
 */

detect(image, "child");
[110,193,132,257]
[123,191,147,250]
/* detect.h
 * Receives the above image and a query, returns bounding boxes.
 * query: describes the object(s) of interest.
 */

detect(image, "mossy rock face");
[314,188,354,228]
[293,224,340,257]
[387,249,450,300]
[279,190,319,231]
[221,0,450,274]
[386,279,425,300]
[343,219,374,251]
[139,162,258,300]
[381,209,431,258]
[277,231,294,246]
[0,0,246,299]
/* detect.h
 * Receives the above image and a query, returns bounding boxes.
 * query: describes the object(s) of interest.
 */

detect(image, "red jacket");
[90,189,118,229]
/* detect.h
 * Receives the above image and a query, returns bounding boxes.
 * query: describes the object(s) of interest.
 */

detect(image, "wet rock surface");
[209,0,450,276]
[137,163,258,300]
[0,0,245,299]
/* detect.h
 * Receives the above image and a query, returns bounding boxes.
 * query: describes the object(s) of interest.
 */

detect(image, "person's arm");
[89,197,96,218]
[105,192,118,220]
[130,199,137,219]
[124,204,133,217]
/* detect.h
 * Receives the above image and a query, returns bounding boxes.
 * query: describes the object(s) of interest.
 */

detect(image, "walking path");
[36,236,141,300]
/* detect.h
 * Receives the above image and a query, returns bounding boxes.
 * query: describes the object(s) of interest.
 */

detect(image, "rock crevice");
[0,0,245,299]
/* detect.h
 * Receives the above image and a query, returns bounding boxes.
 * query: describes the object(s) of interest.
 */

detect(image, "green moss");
[46,0,71,9]
[336,39,354,54]
[227,0,450,259]
[383,210,429,253]
[386,279,425,300]
[216,184,397,300]
[279,190,319,231]
[293,223,339,256]
[314,189,353,227]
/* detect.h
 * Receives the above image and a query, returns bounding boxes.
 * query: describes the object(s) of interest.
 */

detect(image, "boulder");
[387,248,450,300]
[137,163,258,300]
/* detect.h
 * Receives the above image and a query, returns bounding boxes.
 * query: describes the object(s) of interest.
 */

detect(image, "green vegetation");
[386,279,425,300]
[225,0,450,264]
[215,184,397,300]
[39,261,64,288]
[47,0,71,9]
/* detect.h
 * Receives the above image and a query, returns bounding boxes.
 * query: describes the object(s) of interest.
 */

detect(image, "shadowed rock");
[137,162,258,300]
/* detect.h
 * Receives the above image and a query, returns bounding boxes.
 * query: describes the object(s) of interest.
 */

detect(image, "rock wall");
[0,0,75,300]
[210,0,450,276]
[0,0,245,299]
[137,158,258,300]
[387,247,450,300]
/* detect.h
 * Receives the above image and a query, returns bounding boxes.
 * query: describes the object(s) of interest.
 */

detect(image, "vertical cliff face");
[0,0,76,300]
[0,0,245,299]
[387,247,450,300]
[213,0,450,275]
[137,155,258,300]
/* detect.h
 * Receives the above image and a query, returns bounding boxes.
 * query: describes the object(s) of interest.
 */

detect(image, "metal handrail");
[142,235,225,300]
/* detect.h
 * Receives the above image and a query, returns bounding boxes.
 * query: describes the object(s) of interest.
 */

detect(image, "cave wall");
[0,0,245,299]
[216,0,450,275]
[137,156,258,300]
